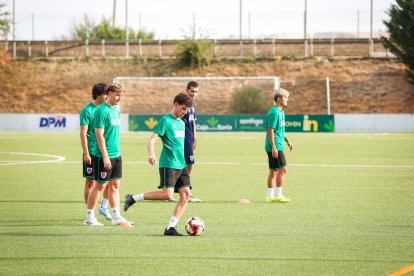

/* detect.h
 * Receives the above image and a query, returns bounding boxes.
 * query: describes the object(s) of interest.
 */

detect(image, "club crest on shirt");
[101,172,107,179]
[87,168,93,174]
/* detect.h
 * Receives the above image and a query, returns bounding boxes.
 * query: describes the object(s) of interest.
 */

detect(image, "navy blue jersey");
[182,105,196,145]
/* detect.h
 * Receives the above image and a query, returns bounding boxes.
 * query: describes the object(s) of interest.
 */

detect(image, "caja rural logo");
[39,116,66,128]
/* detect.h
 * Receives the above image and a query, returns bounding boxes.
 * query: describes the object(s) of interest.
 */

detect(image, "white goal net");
[113,76,280,114]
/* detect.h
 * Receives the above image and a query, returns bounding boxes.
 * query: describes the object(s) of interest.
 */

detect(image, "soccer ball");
[184,217,205,236]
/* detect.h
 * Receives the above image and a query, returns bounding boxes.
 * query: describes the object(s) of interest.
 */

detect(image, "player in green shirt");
[79,83,112,221]
[84,83,132,226]
[265,88,293,203]
[123,92,193,236]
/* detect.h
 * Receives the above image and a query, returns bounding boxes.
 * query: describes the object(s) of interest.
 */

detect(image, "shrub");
[230,86,267,114]
[175,39,213,68]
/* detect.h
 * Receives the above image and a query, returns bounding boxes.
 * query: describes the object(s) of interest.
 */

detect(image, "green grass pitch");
[0,132,413,275]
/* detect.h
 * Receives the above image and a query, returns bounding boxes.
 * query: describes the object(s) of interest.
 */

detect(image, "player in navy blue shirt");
[182,81,202,202]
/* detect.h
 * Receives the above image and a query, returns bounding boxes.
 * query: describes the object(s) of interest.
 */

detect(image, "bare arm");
[284,136,293,152]
[95,128,111,170]
[147,133,159,165]
[80,125,91,164]
[267,128,278,158]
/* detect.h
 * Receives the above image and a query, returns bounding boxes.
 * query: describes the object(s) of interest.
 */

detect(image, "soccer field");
[0,132,413,275]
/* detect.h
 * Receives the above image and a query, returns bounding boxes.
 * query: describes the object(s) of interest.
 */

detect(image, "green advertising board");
[129,114,334,132]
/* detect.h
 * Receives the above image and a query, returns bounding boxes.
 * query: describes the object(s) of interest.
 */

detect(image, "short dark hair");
[92,83,108,100]
[174,92,192,108]
[186,81,199,90]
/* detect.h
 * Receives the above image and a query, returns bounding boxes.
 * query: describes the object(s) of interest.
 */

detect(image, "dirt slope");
[0,52,413,114]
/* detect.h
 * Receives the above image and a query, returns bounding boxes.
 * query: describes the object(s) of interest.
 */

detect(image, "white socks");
[268,187,283,197]
[100,198,109,209]
[267,188,274,198]
[275,187,283,196]
[167,216,179,229]
[132,193,144,202]
[112,207,121,220]
[86,209,95,220]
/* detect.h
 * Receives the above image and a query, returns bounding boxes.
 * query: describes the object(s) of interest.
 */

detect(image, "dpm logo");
[39,116,66,128]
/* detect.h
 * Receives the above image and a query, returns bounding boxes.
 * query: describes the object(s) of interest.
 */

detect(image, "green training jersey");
[79,102,99,154]
[91,103,121,158]
[153,113,186,169]
[265,105,285,152]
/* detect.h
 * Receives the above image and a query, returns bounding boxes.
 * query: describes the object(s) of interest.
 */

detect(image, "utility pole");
[357,10,360,38]
[112,0,117,27]
[304,0,308,57]
[125,0,129,58]
[192,12,196,39]
[239,0,243,56]
[32,13,34,41]
[370,0,373,39]
[248,12,251,39]
[13,0,16,58]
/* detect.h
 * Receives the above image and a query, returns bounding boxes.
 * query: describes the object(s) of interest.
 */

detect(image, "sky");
[4,0,396,40]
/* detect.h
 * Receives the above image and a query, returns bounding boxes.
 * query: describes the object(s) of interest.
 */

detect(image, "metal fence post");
[28,41,31,58]
[214,39,218,57]
[304,39,308,58]
[310,38,313,57]
[158,39,162,58]
[368,39,373,57]
[253,39,256,57]
[85,39,89,57]
[45,41,48,58]
[272,38,275,57]
[101,39,105,58]
[13,41,16,58]
[330,38,335,57]
[139,39,143,57]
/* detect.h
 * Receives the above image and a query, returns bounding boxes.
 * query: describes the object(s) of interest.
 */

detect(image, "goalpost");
[113,76,280,114]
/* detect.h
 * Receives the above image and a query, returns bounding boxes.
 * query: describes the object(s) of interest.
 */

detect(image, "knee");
[279,167,288,175]
[180,189,191,202]
[85,179,95,189]
[94,183,105,192]
[109,181,120,191]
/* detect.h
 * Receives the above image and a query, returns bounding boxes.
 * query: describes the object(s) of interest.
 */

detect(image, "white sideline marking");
[58,160,414,168]
[0,152,66,166]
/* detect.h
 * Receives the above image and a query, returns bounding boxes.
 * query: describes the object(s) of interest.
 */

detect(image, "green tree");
[230,86,267,114]
[0,2,10,40]
[73,14,95,41]
[176,39,213,68]
[73,16,155,41]
[382,0,414,85]
[136,28,155,40]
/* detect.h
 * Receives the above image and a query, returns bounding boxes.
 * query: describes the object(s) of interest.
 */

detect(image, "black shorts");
[82,155,94,179]
[92,155,122,183]
[184,143,195,165]
[267,151,287,170]
[158,167,192,193]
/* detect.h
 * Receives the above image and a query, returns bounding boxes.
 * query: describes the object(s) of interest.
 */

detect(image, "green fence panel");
[129,114,334,132]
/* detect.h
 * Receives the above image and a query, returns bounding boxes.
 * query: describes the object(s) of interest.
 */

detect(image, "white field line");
[0,152,66,166]
[58,160,414,168]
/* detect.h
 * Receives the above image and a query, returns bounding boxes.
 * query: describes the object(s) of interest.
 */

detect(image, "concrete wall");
[5,38,391,59]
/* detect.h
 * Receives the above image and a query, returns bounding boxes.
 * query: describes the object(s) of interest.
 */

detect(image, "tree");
[382,0,414,85]
[0,2,10,40]
[72,16,155,41]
